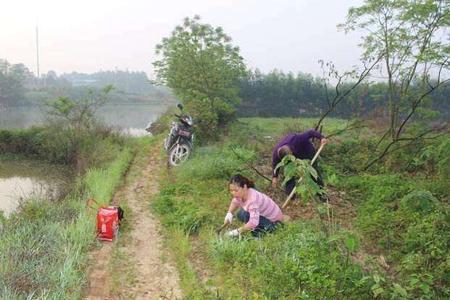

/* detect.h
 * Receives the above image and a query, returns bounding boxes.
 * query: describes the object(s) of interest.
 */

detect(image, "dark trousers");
[236,209,281,237]
[285,162,324,199]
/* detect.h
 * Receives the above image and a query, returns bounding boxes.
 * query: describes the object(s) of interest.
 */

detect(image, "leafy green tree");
[153,15,246,140]
[341,0,450,169]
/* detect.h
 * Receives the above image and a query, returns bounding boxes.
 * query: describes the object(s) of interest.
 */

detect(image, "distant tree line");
[0,60,33,107]
[0,59,174,108]
[61,70,156,94]
[238,69,450,120]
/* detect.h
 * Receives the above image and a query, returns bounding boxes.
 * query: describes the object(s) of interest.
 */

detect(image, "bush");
[399,190,439,214]
[0,125,126,172]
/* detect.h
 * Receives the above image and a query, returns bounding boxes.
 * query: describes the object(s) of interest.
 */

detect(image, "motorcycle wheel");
[168,143,191,166]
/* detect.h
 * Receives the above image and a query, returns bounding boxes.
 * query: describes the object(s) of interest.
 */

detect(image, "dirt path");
[84,143,182,300]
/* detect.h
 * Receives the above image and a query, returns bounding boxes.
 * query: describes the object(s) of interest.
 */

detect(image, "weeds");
[0,144,134,299]
[152,117,449,299]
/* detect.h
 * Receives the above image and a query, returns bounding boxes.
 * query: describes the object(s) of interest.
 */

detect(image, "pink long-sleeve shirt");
[228,188,283,230]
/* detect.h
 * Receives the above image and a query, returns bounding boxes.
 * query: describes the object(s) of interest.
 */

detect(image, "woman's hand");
[271,177,278,188]
[226,229,240,237]
[320,138,328,146]
[224,212,233,224]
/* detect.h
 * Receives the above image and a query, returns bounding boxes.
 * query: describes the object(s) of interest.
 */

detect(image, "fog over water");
[0,103,168,134]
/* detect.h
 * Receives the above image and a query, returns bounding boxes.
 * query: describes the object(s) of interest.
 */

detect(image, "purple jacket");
[272,129,323,177]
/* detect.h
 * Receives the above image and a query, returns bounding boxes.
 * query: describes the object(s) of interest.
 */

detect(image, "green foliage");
[325,138,377,173]
[0,126,126,171]
[399,190,438,214]
[238,69,450,121]
[211,223,371,299]
[153,15,247,141]
[425,136,450,180]
[275,154,323,202]
[176,145,256,181]
[345,172,449,298]
[153,194,208,235]
[150,117,450,299]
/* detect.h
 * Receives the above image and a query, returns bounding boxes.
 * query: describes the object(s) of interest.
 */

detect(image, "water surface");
[0,159,73,217]
[0,103,168,130]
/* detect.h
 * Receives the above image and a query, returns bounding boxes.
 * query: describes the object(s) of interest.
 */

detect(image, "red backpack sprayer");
[86,198,124,241]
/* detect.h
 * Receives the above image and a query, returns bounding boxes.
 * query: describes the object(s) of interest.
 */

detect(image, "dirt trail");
[85,144,182,300]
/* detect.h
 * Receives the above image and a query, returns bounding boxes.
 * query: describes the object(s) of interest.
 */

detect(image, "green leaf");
[345,235,359,253]
[371,285,384,297]
[393,283,408,297]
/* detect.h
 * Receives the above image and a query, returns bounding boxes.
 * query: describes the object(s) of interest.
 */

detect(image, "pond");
[0,103,169,134]
[0,159,74,217]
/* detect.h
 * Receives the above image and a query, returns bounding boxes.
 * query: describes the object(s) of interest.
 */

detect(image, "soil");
[84,143,182,300]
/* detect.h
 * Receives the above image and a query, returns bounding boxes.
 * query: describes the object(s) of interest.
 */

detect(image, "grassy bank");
[0,125,126,172]
[0,125,139,299]
[152,117,449,299]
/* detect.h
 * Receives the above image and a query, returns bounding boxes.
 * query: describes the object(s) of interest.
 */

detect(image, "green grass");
[237,117,356,138]
[151,117,449,299]
[0,141,135,299]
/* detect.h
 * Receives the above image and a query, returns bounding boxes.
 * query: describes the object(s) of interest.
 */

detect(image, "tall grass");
[0,145,134,299]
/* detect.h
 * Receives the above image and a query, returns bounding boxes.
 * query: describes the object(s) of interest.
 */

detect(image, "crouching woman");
[224,174,284,238]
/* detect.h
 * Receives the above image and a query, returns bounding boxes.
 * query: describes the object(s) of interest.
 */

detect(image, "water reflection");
[0,160,73,217]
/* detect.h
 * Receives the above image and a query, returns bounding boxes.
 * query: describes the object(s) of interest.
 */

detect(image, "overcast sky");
[1,0,364,78]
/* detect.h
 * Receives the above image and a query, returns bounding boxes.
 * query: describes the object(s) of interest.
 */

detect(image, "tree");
[45,85,113,132]
[341,0,450,169]
[0,59,31,107]
[153,15,247,140]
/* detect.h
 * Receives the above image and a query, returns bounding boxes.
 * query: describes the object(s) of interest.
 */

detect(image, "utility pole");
[36,22,40,78]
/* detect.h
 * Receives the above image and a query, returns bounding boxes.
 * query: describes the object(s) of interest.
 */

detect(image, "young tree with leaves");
[153,15,247,140]
[341,0,450,169]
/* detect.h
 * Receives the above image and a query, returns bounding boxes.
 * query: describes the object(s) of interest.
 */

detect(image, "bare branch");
[396,78,450,139]
[315,54,383,130]
[364,126,449,170]
[326,120,366,138]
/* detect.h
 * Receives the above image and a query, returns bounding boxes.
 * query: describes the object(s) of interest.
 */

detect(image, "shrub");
[399,190,439,215]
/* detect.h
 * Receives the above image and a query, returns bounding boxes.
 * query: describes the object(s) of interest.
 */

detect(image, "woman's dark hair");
[229,174,255,188]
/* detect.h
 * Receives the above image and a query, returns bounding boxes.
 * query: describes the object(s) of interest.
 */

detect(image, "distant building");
[71,79,98,87]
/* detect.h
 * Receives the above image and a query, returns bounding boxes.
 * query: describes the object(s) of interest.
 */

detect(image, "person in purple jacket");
[271,129,328,198]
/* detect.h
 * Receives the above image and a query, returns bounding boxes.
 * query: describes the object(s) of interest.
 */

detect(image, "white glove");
[226,229,240,237]
[224,212,233,224]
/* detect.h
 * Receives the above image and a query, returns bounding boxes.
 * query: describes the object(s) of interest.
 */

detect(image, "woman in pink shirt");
[224,174,284,237]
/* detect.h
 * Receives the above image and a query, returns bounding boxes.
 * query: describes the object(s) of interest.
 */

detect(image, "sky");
[0,0,364,79]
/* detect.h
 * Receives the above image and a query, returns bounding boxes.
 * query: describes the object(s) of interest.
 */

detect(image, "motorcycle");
[164,104,194,166]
